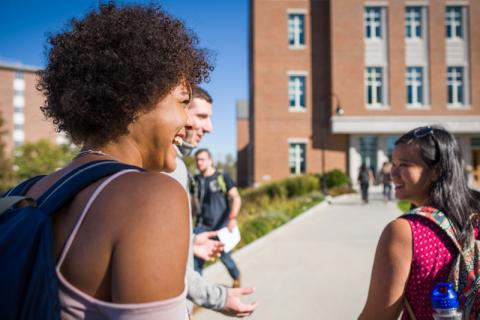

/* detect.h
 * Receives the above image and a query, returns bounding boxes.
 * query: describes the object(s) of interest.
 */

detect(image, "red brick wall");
[0,69,14,155]
[251,0,347,185]
[23,72,56,144]
[331,0,479,116]
[0,67,57,156]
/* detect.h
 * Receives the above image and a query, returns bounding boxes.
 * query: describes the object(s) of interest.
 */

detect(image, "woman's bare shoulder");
[99,171,190,302]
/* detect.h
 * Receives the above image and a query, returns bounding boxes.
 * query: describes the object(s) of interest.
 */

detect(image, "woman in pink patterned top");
[358,126,480,320]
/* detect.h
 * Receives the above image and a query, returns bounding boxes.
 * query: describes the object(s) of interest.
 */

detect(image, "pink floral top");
[401,215,457,320]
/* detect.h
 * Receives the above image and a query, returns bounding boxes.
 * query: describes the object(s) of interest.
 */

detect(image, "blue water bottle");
[431,282,462,320]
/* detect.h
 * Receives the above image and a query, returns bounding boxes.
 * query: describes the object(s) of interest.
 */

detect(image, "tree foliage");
[14,139,78,180]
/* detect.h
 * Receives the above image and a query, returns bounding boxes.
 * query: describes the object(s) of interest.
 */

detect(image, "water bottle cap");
[431,282,459,309]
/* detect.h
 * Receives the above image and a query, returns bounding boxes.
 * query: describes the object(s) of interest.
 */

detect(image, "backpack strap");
[0,175,45,215]
[36,160,144,216]
[216,171,227,194]
[4,175,45,197]
[401,206,462,251]
[403,297,417,320]
[402,207,480,314]
[0,196,36,215]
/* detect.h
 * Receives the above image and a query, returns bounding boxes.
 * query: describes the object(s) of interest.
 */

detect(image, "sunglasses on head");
[413,126,434,139]
[411,126,441,162]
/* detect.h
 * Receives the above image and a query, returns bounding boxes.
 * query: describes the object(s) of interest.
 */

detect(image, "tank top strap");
[56,169,139,269]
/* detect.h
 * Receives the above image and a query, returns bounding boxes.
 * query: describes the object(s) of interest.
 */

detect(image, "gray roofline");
[0,61,42,72]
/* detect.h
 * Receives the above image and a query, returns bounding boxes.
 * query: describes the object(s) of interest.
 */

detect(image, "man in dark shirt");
[194,148,242,288]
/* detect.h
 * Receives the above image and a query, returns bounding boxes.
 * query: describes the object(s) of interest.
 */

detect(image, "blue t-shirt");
[194,171,236,230]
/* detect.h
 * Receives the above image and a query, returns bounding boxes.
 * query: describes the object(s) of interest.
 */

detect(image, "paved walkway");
[194,186,402,320]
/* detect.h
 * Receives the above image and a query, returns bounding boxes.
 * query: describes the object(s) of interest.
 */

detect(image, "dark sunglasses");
[412,126,441,162]
[413,126,434,138]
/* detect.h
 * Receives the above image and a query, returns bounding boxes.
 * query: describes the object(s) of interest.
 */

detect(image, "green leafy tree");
[0,113,15,192]
[14,139,78,180]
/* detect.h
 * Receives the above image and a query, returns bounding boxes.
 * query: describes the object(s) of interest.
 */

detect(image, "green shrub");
[264,181,288,200]
[284,175,319,197]
[328,185,356,196]
[323,169,350,188]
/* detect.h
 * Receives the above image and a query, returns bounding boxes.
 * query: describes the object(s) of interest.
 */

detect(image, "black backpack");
[0,160,142,320]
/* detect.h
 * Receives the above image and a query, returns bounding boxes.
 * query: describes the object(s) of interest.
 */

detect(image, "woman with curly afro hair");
[25,2,212,319]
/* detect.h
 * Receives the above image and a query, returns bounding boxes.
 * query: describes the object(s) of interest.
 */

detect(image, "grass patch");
[236,191,324,249]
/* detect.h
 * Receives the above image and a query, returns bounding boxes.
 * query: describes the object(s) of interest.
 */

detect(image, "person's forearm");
[187,268,228,310]
[228,196,241,220]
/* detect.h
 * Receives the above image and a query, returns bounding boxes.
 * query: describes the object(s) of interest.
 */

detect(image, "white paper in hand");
[217,226,241,253]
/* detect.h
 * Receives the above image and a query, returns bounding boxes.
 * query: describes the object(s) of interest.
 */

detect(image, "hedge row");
[235,170,352,250]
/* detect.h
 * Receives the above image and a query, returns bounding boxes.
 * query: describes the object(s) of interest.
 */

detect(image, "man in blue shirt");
[194,148,242,288]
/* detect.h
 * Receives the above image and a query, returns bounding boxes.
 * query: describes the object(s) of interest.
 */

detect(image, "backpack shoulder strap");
[37,160,144,216]
[216,170,227,194]
[4,175,45,197]
[0,196,36,215]
[401,206,462,251]
[0,175,45,215]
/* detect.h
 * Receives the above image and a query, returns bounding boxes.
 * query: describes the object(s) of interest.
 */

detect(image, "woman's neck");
[82,137,144,168]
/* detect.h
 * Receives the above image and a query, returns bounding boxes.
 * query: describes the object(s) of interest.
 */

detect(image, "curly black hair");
[37,2,212,146]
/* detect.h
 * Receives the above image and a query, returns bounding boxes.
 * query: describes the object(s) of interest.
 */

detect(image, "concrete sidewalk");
[194,186,402,320]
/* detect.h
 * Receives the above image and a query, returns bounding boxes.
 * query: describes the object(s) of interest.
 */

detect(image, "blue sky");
[0,0,248,161]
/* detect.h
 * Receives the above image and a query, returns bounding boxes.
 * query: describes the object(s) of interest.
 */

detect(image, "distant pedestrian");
[379,161,393,201]
[358,164,373,203]
[194,148,243,288]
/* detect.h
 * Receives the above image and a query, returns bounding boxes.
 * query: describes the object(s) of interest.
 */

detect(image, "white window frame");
[447,66,468,108]
[15,71,24,80]
[288,71,307,112]
[287,9,307,49]
[288,139,307,175]
[446,6,464,40]
[364,7,384,41]
[405,6,423,39]
[365,67,387,108]
[406,67,425,107]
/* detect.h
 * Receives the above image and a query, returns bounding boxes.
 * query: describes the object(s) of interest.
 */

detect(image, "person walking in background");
[168,87,256,317]
[359,126,480,319]
[379,161,393,202]
[358,164,373,203]
[194,148,243,288]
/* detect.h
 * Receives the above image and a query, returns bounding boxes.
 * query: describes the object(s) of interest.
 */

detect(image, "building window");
[365,7,382,39]
[15,71,24,80]
[365,67,384,107]
[446,6,463,39]
[406,67,424,106]
[289,142,306,175]
[14,106,24,113]
[14,89,24,97]
[288,75,306,110]
[405,7,422,39]
[14,124,24,131]
[288,13,305,48]
[447,67,465,106]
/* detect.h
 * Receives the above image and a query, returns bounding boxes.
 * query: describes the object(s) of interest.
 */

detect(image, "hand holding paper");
[217,225,241,252]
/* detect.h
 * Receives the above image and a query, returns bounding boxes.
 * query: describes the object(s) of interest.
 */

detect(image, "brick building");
[0,61,63,156]
[240,0,480,187]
